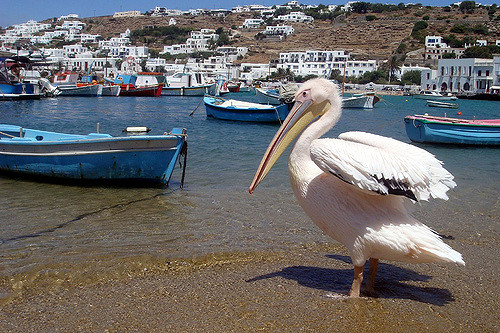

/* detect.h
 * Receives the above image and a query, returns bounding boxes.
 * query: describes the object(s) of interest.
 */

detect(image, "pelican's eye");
[302,91,307,97]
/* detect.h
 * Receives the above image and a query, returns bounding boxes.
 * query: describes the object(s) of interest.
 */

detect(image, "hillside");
[81,5,500,64]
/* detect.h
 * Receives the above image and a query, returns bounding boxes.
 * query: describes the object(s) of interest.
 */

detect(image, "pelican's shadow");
[247,254,455,306]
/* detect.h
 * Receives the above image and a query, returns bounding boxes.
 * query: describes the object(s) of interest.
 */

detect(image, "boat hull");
[101,85,121,96]
[204,96,290,123]
[426,100,459,109]
[255,88,280,105]
[162,84,215,96]
[57,84,102,96]
[342,94,379,109]
[404,116,500,145]
[414,93,457,101]
[119,85,162,97]
[0,125,186,184]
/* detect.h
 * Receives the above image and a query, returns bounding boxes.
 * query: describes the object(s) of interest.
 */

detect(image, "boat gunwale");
[405,115,500,128]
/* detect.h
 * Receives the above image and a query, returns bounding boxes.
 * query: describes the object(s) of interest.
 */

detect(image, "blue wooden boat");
[204,96,290,123]
[0,125,187,185]
[255,87,281,105]
[404,115,500,145]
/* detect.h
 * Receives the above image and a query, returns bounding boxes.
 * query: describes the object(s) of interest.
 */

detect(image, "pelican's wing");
[310,132,456,201]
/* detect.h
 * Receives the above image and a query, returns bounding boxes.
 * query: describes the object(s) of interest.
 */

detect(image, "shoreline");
[1,241,498,332]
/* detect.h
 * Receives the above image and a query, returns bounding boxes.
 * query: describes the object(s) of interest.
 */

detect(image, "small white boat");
[255,87,280,105]
[101,85,121,96]
[426,100,459,109]
[343,93,380,109]
[163,72,216,96]
[57,84,102,97]
[414,90,458,101]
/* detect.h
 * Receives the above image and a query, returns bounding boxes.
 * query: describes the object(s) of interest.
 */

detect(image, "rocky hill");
[81,5,500,64]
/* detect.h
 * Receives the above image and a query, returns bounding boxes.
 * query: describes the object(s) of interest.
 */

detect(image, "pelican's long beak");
[249,97,329,193]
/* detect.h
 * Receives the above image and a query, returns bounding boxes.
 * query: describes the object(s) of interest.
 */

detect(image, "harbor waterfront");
[0,94,498,331]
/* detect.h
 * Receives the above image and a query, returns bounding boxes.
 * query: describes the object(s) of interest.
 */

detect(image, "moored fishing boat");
[404,114,500,145]
[426,100,459,109]
[204,96,290,123]
[53,71,102,97]
[413,90,457,101]
[114,74,162,97]
[101,84,121,96]
[0,60,45,99]
[255,87,280,105]
[343,92,380,109]
[163,72,215,96]
[0,124,187,185]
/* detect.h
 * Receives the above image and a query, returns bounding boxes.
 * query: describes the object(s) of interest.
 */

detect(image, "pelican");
[249,78,464,297]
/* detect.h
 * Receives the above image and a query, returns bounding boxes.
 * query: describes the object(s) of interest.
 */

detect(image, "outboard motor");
[38,78,60,97]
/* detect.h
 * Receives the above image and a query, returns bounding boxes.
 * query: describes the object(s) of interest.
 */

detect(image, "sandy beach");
[1,238,498,332]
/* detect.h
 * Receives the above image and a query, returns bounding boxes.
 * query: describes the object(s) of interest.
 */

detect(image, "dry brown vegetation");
[81,6,499,64]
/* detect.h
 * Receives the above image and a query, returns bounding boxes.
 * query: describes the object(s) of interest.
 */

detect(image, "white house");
[278,50,376,78]
[277,11,314,23]
[151,7,184,16]
[58,14,79,21]
[240,19,265,29]
[161,29,218,55]
[421,58,496,93]
[424,35,465,61]
[113,11,142,18]
[264,25,294,36]
[56,21,86,31]
[394,64,429,80]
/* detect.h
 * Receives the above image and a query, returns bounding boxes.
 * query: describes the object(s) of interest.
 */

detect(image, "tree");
[400,70,421,85]
[459,1,476,13]
[386,55,401,82]
[351,2,370,14]
[464,45,500,58]
[329,69,342,82]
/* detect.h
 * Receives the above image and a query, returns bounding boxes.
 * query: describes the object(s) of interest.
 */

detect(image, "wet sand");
[1,240,498,332]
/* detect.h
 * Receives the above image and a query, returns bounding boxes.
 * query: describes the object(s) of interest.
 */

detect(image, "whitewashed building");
[151,7,184,16]
[421,58,496,93]
[161,29,218,55]
[239,62,275,81]
[394,64,430,80]
[424,35,465,61]
[277,50,376,78]
[56,21,85,31]
[277,12,314,23]
[113,11,142,18]
[240,19,265,29]
[264,25,294,36]
[58,14,79,21]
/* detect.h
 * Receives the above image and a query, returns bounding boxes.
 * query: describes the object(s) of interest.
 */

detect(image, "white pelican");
[249,78,464,297]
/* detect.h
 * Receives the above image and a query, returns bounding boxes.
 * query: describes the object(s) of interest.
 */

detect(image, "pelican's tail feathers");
[419,244,465,266]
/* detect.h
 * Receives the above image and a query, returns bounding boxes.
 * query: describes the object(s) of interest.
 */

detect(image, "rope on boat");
[189,98,204,117]
[0,130,16,138]
[274,106,283,125]
[180,141,188,188]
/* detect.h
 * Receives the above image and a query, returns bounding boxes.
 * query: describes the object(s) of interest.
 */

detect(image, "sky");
[1,0,498,28]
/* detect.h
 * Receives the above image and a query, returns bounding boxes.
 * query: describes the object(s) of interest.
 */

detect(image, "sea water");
[0,93,498,291]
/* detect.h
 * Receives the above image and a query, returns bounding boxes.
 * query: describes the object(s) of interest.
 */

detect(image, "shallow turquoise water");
[0,93,498,283]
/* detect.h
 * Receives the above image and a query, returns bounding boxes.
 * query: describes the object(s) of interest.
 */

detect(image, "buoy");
[457,111,462,115]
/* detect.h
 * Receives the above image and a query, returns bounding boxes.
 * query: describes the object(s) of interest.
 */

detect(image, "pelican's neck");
[290,100,341,167]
